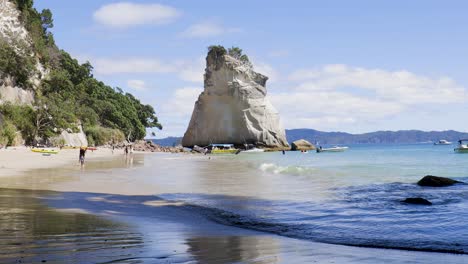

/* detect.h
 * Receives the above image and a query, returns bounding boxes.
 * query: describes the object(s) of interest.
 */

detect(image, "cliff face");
[0,0,43,105]
[182,50,289,149]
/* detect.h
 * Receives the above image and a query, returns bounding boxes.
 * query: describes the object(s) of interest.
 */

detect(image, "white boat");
[316,146,349,153]
[242,147,265,153]
[434,140,452,145]
[454,139,468,153]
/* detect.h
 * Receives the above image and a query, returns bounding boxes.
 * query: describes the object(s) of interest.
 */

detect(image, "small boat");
[242,147,265,153]
[434,140,452,145]
[207,144,239,154]
[316,146,348,153]
[454,139,468,153]
[31,148,59,154]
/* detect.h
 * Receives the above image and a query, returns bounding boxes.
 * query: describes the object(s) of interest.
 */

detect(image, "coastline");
[0,151,467,263]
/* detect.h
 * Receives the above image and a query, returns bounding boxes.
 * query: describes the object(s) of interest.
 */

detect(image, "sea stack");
[182,46,289,149]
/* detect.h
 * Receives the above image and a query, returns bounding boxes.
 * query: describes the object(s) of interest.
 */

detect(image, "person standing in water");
[79,146,87,167]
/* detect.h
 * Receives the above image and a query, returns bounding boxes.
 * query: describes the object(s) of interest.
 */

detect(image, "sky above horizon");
[34,0,468,138]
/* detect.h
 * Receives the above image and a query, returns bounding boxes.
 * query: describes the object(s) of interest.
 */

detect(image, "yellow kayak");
[208,144,239,154]
[31,148,59,154]
[211,149,239,154]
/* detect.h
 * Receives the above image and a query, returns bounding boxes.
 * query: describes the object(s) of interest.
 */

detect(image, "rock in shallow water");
[417,175,462,187]
[291,139,315,151]
[401,197,432,205]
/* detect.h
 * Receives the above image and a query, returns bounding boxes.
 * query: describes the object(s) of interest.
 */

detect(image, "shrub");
[0,121,17,146]
[85,126,125,146]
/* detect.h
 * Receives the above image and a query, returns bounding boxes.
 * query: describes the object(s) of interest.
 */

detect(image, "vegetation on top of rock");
[13,0,57,67]
[207,45,251,66]
[207,45,226,60]
[0,0,162,146]
[227,46,251,65]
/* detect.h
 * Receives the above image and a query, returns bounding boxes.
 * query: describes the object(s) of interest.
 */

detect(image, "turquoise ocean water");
[146,143,468,253]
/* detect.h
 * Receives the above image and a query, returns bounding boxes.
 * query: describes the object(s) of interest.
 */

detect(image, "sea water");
[148,144,468,253]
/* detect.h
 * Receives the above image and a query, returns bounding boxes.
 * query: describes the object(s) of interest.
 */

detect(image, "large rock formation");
[182,48,289,149]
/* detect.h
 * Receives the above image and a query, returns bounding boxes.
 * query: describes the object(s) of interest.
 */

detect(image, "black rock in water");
[402,197,432,205]
[417,175,462,187]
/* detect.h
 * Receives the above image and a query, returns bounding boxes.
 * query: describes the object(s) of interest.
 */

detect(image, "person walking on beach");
[79,146,87,167]
[124,145,128,155]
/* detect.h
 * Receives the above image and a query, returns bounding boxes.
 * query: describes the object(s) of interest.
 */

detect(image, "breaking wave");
[259,163,318,176]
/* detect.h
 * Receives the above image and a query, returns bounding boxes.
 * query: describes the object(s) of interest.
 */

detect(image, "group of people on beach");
[78,145,133,167]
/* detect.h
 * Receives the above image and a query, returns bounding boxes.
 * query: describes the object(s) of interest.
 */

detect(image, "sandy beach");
[0,150,466,263]
[0,147,116,178]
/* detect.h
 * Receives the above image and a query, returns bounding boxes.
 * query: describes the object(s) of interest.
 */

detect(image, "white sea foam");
[259,163,316,175]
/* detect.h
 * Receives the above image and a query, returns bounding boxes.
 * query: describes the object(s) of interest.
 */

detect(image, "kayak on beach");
[31,148,59,154]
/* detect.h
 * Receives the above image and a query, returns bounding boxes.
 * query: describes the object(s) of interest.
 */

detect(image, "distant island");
[152,129,468,146]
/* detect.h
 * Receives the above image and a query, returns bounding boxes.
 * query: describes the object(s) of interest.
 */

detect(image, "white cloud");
[94,58,175,75]
[180,21,241,38]
[253,61,279,83]
[269,64,468,130]
[93,2,180,28]
[270,91,404,129]
[267,50,290,58]
[157,87,202,136]
[176,58,205,83]
[289,64,467,104]
[162,87,202,118]
[127,79,146,91]
[91,56,205,83]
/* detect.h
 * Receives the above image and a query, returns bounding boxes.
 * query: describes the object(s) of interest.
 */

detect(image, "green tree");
[40,9,53,31]
[228,46,243,59]
[0,40,36,87]
[208,45,226,59]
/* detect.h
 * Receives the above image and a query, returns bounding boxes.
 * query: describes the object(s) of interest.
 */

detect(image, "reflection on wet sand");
[0,187,285,264]
[186,236,280,264]
[0,154,145,191]
[0,188,144,264]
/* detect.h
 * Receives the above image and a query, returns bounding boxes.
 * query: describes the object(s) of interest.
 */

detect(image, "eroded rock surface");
[182,49,288,149]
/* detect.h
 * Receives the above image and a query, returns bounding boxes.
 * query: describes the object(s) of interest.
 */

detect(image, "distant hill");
[286,129,468,144]
[152,129,468,146]
[149,137,182,147]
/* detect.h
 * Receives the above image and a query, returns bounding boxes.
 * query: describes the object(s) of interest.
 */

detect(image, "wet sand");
[0,153,467,263]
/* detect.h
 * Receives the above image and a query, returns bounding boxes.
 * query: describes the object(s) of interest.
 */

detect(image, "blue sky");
[35,0,468,137]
